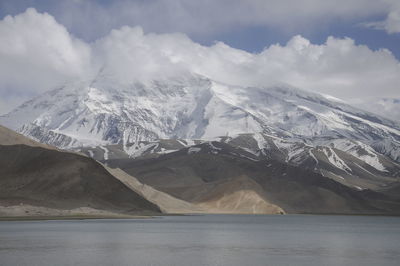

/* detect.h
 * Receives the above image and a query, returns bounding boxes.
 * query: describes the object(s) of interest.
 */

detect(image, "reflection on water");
[0,215,400,266]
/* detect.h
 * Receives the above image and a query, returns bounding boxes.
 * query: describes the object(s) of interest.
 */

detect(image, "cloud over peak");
[0,8,400,115]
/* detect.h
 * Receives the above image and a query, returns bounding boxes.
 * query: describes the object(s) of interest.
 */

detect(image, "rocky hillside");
[107,141,400,215]
[0,125,160,217]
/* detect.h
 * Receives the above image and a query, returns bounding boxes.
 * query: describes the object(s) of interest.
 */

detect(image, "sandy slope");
[106,167,284,214]
[105,167,205,214]
[195,176,284,214]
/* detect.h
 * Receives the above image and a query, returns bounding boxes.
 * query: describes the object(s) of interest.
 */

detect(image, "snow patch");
[322,147,352,173]
[125,142,157,158]
[99,146,109,160]
[188,147,201,154]
[184,139,196,146]
[158,148,178,154]
[208,141,222,150]
[329,139,387,172]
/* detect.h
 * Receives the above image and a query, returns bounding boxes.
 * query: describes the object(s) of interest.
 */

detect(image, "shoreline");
[0,214,155,222]
[2,212,400,222]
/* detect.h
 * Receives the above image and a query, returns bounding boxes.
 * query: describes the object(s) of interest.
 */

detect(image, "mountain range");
[1,73,399,216]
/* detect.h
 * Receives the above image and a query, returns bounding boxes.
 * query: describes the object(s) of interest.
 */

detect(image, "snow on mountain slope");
[1,73,400,170]
[321,147,352,173]
[221,133,400,190]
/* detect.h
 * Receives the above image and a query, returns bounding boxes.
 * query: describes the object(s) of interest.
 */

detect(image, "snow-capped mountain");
[1,73,400,191]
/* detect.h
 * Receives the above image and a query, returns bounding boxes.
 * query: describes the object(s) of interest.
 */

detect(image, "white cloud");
[0,8,91,98]
[93,27,400,100]
[362,1,400,34]
[1,8,400,117]
[255,36,400,99]
[385,9,400,33]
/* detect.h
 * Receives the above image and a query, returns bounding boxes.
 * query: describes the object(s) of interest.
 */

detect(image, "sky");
[0,0,399,116]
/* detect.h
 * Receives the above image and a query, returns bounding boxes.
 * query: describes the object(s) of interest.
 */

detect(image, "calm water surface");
[0,214,400,266]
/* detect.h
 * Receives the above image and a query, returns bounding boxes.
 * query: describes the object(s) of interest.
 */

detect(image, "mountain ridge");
[1,74,399,202]
[1,76,399,146]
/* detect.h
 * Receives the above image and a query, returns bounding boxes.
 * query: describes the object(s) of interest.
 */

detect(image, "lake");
[0,214,399,266]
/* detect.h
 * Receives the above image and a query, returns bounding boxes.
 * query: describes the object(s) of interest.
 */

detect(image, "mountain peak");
[1,76,399,164]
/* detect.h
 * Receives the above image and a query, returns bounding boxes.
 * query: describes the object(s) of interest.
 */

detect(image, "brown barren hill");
[0,125,160,216]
